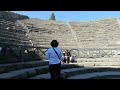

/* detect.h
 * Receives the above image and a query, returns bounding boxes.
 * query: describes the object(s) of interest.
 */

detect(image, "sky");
[14,11,120,21]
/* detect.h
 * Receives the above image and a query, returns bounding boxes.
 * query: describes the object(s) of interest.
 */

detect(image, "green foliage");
[49,12,55,20]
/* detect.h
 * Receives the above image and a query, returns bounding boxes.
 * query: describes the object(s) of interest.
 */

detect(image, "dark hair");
[50,40,59,47]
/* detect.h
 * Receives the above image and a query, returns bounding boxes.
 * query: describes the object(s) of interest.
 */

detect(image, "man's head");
[51,40,59,47]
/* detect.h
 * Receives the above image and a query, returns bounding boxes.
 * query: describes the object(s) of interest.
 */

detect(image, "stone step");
[76,58,120,62]
[29,67,83,79]
[0,66,49,79]
[64,66,120,78]
[0,60,49,74]
[0,63,80,79]
[29,66,120,79]
[67,71,120,79]
[29,73,50,79]
[77,62,120,66]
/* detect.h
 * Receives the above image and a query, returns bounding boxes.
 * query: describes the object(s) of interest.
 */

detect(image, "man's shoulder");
[57,47,62,51]
[47,48,52,51]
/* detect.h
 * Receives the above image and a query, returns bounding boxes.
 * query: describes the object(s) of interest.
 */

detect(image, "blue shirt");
[46,47,64,65]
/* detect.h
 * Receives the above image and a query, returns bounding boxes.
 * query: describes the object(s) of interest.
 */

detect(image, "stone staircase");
[69,17,120,48]
[1,60,120,79]
[19,19,78,49]
[76,58,120,66]
[0,60,80,79]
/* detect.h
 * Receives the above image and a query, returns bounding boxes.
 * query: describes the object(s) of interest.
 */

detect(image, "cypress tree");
[49,12,55,20]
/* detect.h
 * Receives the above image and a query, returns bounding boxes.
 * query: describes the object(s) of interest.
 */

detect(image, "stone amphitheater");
[1,16,120,79]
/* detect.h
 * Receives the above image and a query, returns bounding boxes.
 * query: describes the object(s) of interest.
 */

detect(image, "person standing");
[46,40,64,79]
[66,50,71,63]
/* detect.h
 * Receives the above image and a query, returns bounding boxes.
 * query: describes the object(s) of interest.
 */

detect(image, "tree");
[49,12,55,20]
